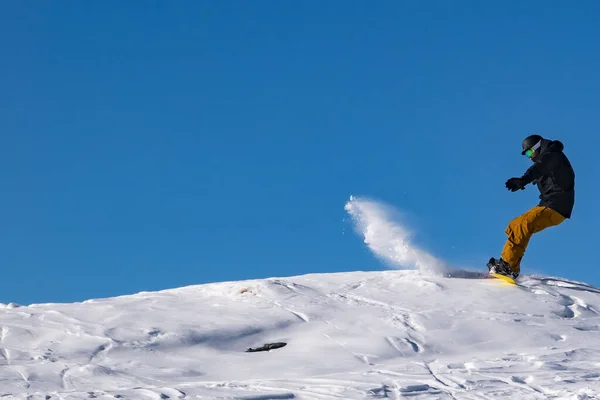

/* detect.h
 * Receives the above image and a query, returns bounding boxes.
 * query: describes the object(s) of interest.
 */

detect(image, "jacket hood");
[533,139,563,162]
[541,139,564,153]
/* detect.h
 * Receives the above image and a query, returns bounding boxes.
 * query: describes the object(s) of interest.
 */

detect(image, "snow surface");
[1,197,599,399]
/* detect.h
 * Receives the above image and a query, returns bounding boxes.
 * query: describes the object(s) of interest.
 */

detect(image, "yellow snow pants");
[501,206,565,274]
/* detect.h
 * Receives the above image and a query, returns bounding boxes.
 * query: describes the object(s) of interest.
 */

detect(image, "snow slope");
[2,197,598,399]
[2,270,600,399]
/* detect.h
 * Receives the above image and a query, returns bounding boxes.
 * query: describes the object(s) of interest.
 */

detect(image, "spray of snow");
[344,195,448,275]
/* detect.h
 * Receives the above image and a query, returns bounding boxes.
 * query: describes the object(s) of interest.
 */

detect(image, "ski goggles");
[524,140,541,158]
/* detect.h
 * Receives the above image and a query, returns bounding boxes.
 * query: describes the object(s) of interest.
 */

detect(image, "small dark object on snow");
[246,342,287,352]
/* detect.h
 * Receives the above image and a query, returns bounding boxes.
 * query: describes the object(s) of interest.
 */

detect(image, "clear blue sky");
[2,1,599,305]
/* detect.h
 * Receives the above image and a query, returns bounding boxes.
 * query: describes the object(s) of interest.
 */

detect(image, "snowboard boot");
[487,257,519,280]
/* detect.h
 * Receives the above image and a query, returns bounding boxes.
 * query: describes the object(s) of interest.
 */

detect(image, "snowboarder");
[487,134,575,279]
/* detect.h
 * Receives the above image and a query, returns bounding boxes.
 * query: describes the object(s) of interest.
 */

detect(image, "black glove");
[505,177,525,192]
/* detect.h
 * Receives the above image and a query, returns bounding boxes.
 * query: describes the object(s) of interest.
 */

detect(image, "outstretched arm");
[506,152,560,192]
[521,152,560,185]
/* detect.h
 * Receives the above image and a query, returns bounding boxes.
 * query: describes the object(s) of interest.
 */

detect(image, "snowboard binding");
[487,257,519,280]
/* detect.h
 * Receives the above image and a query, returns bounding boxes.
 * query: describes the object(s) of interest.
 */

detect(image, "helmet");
[521,134,543,155]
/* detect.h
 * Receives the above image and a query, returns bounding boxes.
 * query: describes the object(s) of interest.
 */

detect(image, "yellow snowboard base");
[489,273,516,285]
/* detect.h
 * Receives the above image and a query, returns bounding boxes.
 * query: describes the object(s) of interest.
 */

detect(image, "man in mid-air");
[487,134,575,280]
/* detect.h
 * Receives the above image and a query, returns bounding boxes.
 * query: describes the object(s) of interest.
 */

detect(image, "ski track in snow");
[0,270,599,399]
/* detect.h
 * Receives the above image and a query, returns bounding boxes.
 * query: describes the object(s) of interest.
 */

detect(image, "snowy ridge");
[1,270,600,399]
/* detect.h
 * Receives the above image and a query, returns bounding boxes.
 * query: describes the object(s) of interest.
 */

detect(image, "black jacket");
[521,139,575,218]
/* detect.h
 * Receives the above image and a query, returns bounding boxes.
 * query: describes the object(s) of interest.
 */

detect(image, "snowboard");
[489,272,516,285]
[486,257,517,285]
